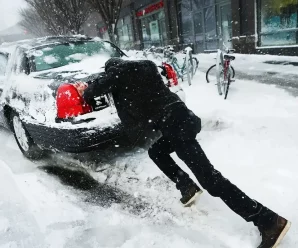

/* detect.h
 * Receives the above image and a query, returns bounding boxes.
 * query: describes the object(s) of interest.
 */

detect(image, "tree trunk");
[76,26,80,35]
[107,23,119,44]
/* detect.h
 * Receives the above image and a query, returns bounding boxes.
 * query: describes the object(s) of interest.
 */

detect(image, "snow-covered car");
[0,36,185,159]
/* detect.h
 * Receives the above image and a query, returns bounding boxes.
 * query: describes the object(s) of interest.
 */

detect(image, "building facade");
[115,0,180,50]
[94,0,180,50]
[114,0,233,53]
[89,0,298,55]
[94,0,233,53]
[232,0,298,55]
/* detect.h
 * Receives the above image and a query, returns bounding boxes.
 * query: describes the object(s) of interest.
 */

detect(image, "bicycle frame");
[215,49,233,95]
[223,59,231,80]
[170,57,187,79]
[162,46,196,86]
[169,49,192,79]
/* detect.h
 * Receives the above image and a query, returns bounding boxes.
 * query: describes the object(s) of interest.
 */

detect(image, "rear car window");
[29,41,121,72]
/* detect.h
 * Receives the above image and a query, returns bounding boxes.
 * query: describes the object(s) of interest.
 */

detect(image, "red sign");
[99,26,107,34]
[136,1,164,17]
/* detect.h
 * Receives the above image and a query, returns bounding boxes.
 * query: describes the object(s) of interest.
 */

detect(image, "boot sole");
[183,190,203,207]
[272,221,291,248]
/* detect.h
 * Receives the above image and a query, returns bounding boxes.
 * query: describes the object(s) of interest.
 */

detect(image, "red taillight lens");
[56,83,92,119]
[162,62,178,87]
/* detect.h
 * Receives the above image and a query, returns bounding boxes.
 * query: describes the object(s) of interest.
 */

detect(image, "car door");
[0,52,9,126]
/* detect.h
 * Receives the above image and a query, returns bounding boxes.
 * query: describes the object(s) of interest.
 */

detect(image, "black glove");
[83,80,98,106]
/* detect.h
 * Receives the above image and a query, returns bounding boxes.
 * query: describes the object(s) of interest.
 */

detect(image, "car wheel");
[10,111,45,160]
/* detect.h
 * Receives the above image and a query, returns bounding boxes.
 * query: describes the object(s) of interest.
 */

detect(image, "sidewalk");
[196,53,298,97]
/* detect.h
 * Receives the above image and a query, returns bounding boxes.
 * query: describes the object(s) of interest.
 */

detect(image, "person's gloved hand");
[73,82,88,96]
[82,80,98,106]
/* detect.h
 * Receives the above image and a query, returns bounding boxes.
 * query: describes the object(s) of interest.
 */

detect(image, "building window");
[204,5,217,50]
[204,0,215,6]
[178,0,193,37]
[177,0,231,52]
[117,16,134,49]
[140,9,167,48]
[258,0,298,46]
[193,0,203,12]
[194,12,203,34]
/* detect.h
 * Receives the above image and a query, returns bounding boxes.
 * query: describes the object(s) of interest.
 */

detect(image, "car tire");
[10,111,45,160]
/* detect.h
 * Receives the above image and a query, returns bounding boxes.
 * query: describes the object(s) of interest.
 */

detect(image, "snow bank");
[0,160,45,247]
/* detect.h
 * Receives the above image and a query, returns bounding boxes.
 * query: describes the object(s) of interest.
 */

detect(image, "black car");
[0,36,185,159]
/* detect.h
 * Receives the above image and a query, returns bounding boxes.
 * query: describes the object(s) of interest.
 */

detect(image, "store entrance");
[218,3,233,49]
[140,11,166,49]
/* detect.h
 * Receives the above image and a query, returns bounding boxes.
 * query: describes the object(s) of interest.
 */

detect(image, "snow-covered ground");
[1,63,298,247]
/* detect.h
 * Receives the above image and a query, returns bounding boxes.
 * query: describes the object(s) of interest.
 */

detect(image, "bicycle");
[164,46,199,86]
[206,45,235,99]
[142,46,164,61]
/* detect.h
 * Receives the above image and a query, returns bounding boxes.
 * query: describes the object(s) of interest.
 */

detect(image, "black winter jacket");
[83,58,183,140]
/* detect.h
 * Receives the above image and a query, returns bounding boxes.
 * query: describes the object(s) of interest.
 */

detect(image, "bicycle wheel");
[206,63,234,82]
[205,64,224,95]
[191,57,199,76]
[205,64,221,94]
[229,66,235,78]
[187,58,197,79]
[186,57,192,86]
[224,74,231,100]
[206,64,216,83]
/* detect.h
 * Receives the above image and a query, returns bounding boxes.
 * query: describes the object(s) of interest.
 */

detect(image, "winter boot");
[180,183,203,207]
[257,216,291,248]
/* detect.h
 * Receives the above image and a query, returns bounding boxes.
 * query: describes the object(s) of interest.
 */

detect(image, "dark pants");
[148,103,277,228]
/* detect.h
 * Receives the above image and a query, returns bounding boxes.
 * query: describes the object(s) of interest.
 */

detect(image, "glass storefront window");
[219,3,233,49]
[157,11,165,19]
[160,19,167,44]
[204,5,218,50]
[194,12,203,34]
[140,10,166,49]
[180,0,193,36]
[259,0,298,46]
[204,0,215,6]
[117,16,134,49]
[178,0,230,51]
[204,6,217,38]
[193,0,203,11]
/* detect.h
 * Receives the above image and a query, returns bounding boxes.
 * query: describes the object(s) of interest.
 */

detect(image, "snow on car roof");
[0,36,102,54]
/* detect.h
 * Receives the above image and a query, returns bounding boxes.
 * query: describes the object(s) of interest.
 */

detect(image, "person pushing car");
[83,58,290,248]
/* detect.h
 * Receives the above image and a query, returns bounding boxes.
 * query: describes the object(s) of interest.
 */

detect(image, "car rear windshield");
[29,41,121,72]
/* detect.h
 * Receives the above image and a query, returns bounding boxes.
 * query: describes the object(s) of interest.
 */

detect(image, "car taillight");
[56,83,92,120]
[162,62,178,87]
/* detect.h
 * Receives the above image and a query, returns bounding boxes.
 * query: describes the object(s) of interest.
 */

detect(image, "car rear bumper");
[24,122,129,153]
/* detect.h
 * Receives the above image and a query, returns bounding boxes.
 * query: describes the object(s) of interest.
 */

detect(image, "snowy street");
[1,65,298,247]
